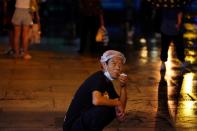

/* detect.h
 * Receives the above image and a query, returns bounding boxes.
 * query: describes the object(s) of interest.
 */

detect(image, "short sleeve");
[86,71,119,98]
[90,76,105,93]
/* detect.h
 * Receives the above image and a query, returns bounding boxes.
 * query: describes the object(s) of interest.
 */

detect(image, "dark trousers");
[63,106,116,131]
[79,15,100,53]
[160,33,185,62]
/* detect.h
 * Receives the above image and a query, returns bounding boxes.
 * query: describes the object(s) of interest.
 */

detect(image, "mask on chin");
[104,71,114,81]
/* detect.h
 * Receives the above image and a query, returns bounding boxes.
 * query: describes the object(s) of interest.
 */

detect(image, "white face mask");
[104,71,114,81]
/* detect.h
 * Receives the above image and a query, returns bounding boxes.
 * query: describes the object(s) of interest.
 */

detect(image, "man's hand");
[119,73,128,87]
[115,105,125,122]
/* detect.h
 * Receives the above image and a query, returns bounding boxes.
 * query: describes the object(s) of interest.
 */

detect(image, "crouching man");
[63,50,128,131]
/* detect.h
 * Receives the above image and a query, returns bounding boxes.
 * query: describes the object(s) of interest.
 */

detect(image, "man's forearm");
[92,91,121,107]
[119,87,127,110]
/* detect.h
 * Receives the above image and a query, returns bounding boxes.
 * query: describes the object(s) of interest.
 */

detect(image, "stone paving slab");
[0,43,196,131]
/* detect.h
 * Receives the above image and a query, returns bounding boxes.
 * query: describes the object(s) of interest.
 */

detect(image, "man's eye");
[111,62,115,65]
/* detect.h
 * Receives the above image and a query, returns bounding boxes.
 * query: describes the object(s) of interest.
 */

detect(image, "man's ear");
[101,62,107,70]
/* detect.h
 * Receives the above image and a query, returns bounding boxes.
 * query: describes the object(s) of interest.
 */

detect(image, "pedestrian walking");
[160,8,188,71]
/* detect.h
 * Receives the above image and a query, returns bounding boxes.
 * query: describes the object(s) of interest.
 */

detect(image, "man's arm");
[176,11,183,30]
[115,74,128,121]
[92,91,121,106]
[119,86,127,110]
[118,73,128,110]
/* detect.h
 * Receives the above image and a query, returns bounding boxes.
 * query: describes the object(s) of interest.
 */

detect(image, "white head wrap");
[100,50,126,64]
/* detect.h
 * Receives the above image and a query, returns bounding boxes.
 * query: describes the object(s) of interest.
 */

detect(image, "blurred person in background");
[29,0,41,44]
[12,0,37,59]
[77,0,104,54]
[2,0,15,55]
[160,8,187,71]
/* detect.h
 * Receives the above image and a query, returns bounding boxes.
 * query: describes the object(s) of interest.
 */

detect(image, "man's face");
[103,57,123,79]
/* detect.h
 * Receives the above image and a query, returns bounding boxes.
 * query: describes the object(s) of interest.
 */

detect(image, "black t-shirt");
[64,71,119,127]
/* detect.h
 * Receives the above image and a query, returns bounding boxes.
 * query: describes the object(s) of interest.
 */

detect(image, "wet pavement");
[0,37,196,131]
